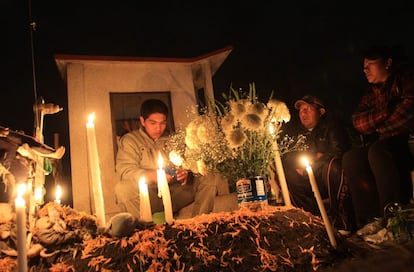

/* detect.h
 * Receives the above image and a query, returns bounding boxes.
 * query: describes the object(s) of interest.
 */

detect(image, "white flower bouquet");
[167,111,229,175]
[214,83,291,185]
[167,82,307,190]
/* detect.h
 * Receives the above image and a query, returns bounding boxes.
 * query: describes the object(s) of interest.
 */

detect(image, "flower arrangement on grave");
[166,110,229,176]
[166,82,307,189]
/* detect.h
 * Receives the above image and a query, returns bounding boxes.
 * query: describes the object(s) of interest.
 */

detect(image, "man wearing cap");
[282,95,353,230]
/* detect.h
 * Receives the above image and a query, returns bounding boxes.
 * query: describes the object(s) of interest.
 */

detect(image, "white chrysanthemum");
[247,102,267,119]
[182,158,198,174]
[186,119,198,137]
[226,128,246,149]
[197,160,208,176]
[185,118,203,148]
[267,99,282,110]
[279,111,291,123]
[221,114,237,130]
[196,116,216,144]
[229,100,246,119]
[185,134,199,149]
[167,92,292,182]
[242,113,263,131]
[182,148,200,172]
[268,99,291,123]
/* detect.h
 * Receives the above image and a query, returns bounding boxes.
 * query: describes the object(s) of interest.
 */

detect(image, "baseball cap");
[294,95,325,110]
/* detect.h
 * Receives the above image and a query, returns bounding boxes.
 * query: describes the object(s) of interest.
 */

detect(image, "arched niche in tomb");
[54,46,233,219]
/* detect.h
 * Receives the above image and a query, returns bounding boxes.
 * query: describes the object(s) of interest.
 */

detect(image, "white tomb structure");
[55,47,233,220]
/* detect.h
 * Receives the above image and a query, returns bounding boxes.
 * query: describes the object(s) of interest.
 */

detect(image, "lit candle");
[138,177,152,222]
[34,187,43,205]
[86,113,106,227]
[301,157,337,248]
[15,183,28,272]
[156,152,173,224]
[269,122,292,206]
[33,186,43,220]
[26,180,36,228]
[55,184,62,204]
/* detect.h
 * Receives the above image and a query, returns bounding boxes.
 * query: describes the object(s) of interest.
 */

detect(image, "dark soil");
[1,204,413,272]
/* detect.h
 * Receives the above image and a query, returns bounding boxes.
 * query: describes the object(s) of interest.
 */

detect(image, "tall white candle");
[156,153,174,224]
[15,184,28,272]
[55,184,62,204]
[301,157,337,248]
[33,186,43,222]
[34,187,43,205]
[138,177,152,222]
[86,113,106,227]
[27,180,36,228]
[269,123,292,206]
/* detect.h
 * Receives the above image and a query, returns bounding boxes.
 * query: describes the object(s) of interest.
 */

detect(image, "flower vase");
[236,176,268,211]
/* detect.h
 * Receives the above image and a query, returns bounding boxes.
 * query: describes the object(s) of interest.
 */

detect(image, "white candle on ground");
[301,157,337,248]
[269,122,292,206]
[55,184,62,204]
[86,113,106,227]
[272,150,292,206]
[156,152,174,224]
[15,184,28,272]
[34,187,43,205]
[33,186,43,221]
[26,180,36,228]
[138,177,152,222]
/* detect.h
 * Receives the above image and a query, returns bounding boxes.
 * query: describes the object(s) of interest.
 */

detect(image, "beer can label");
[236,177,267,203]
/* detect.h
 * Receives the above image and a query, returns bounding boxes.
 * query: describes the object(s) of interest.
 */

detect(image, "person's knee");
[194,174,218,194]
[115,181,139,204]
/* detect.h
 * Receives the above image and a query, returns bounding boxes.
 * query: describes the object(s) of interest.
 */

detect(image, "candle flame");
[169,151,183,167]
[301,157,310,167]
[158,152,163,169]
[87,113,95,126]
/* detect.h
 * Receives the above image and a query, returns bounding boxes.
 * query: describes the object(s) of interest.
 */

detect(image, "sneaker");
[356,218,384,237]
[363,228,393,244]
[331,212,356,233]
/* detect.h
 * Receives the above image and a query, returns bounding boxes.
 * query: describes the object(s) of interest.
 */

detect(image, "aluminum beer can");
[236,176,268,210]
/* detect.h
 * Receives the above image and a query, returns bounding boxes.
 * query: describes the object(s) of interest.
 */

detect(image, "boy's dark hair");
[140,99,169,119]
